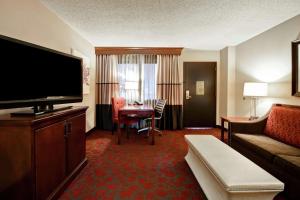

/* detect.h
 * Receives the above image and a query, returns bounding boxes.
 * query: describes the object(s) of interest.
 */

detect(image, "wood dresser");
[0,106,88,200]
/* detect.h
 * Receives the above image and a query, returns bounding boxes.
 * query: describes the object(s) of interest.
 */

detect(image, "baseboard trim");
[86,127,96,137]
[215,125,227,131]
[215,125,222,129]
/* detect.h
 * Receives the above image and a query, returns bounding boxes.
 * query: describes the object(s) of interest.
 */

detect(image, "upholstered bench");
[185,135,284,200]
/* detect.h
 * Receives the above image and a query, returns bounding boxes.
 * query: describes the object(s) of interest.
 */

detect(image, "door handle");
[186,90,192,99]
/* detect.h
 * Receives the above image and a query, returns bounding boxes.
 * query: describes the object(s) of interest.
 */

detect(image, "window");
[117,55,157,103]
[142,63,157,101]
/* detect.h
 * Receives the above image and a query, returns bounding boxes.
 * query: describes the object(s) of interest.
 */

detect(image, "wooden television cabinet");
[0,106,88,200]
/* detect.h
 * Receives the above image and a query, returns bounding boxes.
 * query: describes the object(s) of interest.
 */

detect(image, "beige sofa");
[230,104,300,200]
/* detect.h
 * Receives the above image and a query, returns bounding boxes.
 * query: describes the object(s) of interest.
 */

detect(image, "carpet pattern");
[59,128,285,200]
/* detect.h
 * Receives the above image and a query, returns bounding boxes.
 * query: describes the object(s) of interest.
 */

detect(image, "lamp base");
[249,116,259,120]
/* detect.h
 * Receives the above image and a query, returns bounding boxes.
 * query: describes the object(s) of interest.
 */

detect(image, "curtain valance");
[95,47,183,55]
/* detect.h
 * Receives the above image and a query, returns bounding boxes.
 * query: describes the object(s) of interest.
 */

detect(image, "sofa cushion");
[232,133,300,162]
[273,155,300,179]
[264,106,300,148]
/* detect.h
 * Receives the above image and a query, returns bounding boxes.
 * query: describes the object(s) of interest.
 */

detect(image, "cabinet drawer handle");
[68,122,72,134]
[64,123,68,138]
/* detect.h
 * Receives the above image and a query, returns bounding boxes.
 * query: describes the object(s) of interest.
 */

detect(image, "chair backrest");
[154,99,167,119]
[111,97,126,121]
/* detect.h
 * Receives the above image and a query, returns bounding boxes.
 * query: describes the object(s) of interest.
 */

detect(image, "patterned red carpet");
[60,128,285,200]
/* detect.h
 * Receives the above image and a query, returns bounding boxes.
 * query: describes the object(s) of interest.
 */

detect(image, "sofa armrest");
[230,117,268,135]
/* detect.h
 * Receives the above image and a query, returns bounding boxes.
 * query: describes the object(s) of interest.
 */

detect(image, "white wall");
[0,0,96,131]
[235,14,300,117]
[180,49,221,125]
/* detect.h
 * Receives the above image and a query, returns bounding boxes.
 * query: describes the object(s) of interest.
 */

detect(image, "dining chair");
[111,97,139,138]
[138,99,167,136]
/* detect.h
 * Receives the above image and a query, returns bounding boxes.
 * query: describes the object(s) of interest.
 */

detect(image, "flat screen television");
[0,35,83,115]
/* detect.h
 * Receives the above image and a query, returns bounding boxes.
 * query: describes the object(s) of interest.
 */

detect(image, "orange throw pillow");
[264,106,300,148]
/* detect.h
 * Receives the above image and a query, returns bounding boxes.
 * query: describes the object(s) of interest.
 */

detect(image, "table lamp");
[243,82,268,120]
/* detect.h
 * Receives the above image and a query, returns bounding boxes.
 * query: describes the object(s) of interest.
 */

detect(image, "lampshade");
[243,82,268,97]
[125,81,138,90]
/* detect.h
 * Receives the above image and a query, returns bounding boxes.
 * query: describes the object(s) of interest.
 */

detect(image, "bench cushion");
[185,135,284,192]
[232,133,300,162]
[264,106,300,148]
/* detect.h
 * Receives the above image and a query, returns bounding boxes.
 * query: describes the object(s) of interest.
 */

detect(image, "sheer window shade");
[117,55,157,103]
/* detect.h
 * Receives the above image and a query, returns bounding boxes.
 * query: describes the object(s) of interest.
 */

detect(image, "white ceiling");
[40,0,300,50]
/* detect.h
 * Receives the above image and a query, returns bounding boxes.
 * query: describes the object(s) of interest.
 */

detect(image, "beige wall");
[0,0,96,131]
[235,14,300,117]
[220,48,228,118]
[227,47,236,116]
[180,49,221,125]
[220,47,236,118]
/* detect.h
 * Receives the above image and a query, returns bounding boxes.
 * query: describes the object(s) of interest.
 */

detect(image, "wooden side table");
[221,116,250,145]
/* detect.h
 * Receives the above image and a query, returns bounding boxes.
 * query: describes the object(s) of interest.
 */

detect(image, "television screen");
[0,35,83,113]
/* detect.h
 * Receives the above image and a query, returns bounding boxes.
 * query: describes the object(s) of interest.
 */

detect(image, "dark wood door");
[66,114,86,174]
[183,62,216,127]
[35,121,66,200]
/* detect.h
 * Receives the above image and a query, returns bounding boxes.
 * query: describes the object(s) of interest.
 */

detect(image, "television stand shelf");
[0,106,88,200]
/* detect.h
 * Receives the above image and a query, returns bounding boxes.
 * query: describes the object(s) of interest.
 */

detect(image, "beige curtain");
[96,54,157,129]
[96,54,118,129]
[157,55,183,129]
[142,55,157,107]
